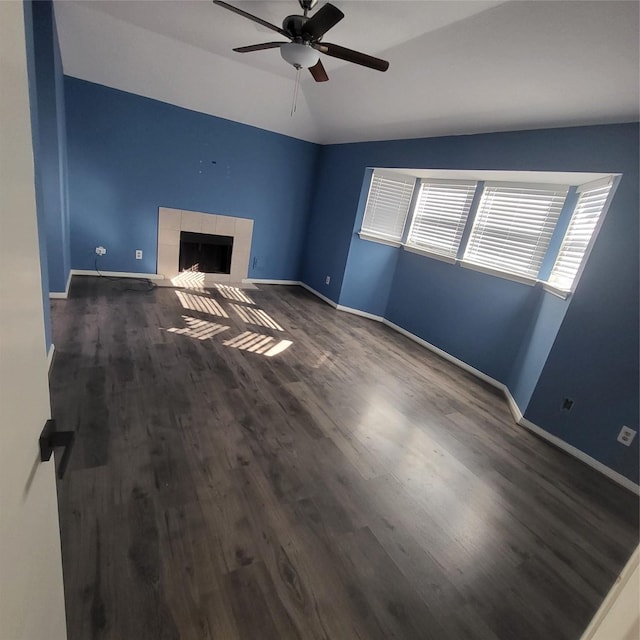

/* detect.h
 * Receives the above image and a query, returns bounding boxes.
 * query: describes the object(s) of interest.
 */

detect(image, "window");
[406,180,477,259]
[548,178,613,292]
[360,171,415,243]
[463,183,569,279]
[357,169,617,292]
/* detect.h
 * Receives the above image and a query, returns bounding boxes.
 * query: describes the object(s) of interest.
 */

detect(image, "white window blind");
[464,183,569,279]
[406,180,477,258]
[361,171,415,242]
[548,179,613,291]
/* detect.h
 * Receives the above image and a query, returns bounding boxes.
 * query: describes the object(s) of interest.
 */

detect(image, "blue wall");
[64,78,319,279]
[30,0,70,295]
[301,123,639,483]
[23,0,51,351]
[340,238,400,318]
[337,167,402,317]
[300,145,369,300]
[59,70,638,483]
[52,12,70,285]
[508,291,567,410]
[386,253,543,383]
[526,142,639,482]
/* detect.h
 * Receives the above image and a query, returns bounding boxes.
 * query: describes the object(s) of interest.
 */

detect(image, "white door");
[0,2,67,638]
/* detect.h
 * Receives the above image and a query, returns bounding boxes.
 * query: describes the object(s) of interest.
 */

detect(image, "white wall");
[54,0,320,142]
[0,2,67,638]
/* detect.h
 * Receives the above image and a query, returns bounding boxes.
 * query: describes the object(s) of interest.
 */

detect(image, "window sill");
[357,232,402,248]
[359,232,572,293]
[403,245,456,264]
[460,261,537,287]
[542,282,571,299]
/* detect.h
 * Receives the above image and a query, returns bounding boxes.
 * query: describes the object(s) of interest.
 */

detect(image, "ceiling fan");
[212,0,390,82]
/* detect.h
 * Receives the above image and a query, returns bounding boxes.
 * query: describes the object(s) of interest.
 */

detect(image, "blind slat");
[361,172,415,241]
[549,183,612,291]
[464,185,569,278]
[406,181,476,258]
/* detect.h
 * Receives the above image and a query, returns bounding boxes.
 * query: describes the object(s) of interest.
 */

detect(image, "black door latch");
[39,419,75,479]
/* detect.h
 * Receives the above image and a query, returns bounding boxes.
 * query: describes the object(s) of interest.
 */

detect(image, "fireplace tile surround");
[157,207,253,285]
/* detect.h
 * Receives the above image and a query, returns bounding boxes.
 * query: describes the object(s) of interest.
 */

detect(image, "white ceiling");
[54,0,640,144]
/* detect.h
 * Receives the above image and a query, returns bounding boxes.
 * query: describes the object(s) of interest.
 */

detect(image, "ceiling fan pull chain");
[290,67,301,117]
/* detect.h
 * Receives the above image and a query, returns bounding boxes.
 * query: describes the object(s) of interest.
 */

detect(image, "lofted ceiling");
[54,0,640,144]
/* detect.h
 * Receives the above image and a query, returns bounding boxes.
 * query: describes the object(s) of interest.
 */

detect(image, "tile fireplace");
[157,208,253,285]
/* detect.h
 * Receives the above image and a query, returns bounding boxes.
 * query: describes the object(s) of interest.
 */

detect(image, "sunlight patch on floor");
[166,315,230,340]
[223,331,292,357]
[214,284,255,305]
[171,270,206,290]
[229,303,283,331]
[176,290,229,318]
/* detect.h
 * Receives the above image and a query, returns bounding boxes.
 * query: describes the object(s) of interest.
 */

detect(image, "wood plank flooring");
[50,277,638,640]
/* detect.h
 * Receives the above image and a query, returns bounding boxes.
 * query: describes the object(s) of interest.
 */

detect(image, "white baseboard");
[300,282,640,495]
[517,416,640,495]
[243,279,302,286]
[47,343,55,373]
[71,269,165,280]
[503,387,525,422]
[49,270,73,299]
[385,320,639,494]
[243,279,341,311]
[383,319,507,393]
[241,280,339,310]
[502,387,638,494]
[299,282,338,308]
[337,304,385,323]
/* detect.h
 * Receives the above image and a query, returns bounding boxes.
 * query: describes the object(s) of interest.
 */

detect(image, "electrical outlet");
[617,426,636,446]
[135,250,143,260]
[325,275,331,285]
[95,246,107,256]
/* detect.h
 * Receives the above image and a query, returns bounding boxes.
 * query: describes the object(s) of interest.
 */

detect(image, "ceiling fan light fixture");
[280,42,320,69]
[213,1,389,81]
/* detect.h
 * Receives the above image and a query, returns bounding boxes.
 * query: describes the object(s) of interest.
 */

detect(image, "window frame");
[405,178,478,261]
[461,181,570,281]
[356,169,618,293]
[359,170,417,244]
[546,176,616,294]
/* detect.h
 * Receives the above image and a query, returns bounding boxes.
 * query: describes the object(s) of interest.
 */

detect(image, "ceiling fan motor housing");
[283,14,311,41]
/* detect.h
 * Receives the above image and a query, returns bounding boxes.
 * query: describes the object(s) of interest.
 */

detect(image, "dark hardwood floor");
[50,277,638,640]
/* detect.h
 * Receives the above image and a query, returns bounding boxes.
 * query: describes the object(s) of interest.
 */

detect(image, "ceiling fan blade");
[316,42,389,72]
[212,1,291,38]
[233,42,286,53]
[302,3,344,40]
[309,59,329,82]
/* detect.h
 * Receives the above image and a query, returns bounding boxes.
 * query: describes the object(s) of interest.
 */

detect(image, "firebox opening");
[179,231,233,274]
